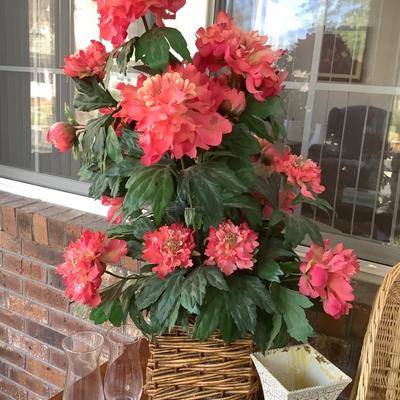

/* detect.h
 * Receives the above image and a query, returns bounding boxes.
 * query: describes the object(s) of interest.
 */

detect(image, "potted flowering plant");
[49,1,359,399]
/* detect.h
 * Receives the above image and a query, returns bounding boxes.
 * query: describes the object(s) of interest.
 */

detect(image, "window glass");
[218,0,400,263]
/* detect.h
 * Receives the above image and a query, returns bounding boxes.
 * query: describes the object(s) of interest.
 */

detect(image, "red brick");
[88,219,112,233]
[0,291,5,308]
[0,307,24,331]
[0,377,28,400]
[56,209,86,224]
[0,232,21,253]
[8,366,49,398]
[0,193,20,205]
[49,349,67,370]
[16,212,33,241]
[0,270,21,293]
[0,326,6,342]
[0,342,25,367]
[8,331,48,361]
[26,358,65,388]
[122,256,138,273]
[65,223,82,244]
[8,295,48,324]
[47,269,65,291]
[24,281,68,312]
[25,320,65,350]
[1,207,16,237]
[0,361,7,377]
[46,218,65,250]
[71,213,104,228]
[32,206,70,246]
[3,253,22,274]
[49,311,94,336]
[21,260,46,282]
[22,241,63,266]
[28,393,45,400]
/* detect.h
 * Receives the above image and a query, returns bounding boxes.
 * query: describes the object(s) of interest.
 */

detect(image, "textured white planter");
[251,344,352,400]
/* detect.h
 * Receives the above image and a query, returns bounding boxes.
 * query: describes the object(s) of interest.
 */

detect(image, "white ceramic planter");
[251,344,352,400]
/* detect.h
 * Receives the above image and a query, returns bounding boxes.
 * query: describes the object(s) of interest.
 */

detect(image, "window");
[217,0,400,265]
[0,0,99,193]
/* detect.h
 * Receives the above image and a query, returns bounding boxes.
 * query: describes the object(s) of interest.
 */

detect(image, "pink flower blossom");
[64,40,108,80]
[299,240,359,319]
[194,11,286,101]
[101,196,124,224]
[57,230,127,307]
[209,75,246,117]
[47,122,76,152]
[205,220,259,276]
[96,0,186,47]
[276,154,325,199]
[262,190,299,220]
[142,224,195,278]
[116,64,232,165]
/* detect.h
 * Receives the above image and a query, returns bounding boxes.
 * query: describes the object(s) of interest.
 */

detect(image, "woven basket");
[351,262,400,400]
[145,326,260,400]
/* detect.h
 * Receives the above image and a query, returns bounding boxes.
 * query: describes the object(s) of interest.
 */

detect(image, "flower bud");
[47,122,76,152]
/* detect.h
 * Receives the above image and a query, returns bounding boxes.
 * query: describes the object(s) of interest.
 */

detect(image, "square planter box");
[251,344,351,400]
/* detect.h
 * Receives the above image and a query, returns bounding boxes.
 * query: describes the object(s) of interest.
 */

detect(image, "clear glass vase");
[104,325,144,400]
[62,331,105,400]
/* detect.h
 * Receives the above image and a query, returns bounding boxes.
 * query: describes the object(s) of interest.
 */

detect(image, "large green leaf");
[271,285,314,343]
[180,268,208,314]
[117,38,136,75]
[222,123,261,157]
[105,126,123,163]
[202,267,229,291]
[136,274,168,310]
[160,27,191,62]
[135,29,170,73]
[124,165,174,225]
[73,77,117,111]
[284,214,323,247]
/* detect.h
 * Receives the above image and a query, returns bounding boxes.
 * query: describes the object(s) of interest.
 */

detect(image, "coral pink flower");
[142,224,195,278]
[276,154,325,199]
[101,196,124,224]
[205,220,259,276]
[57,230,127,307]
[262,190,299,220]
[97,0,186,47]
[299,240,359,319]
[116,64,232,165]
[47,122,76,152]
[194,11,286,101]
[210,75,246,117]
[64,40,108,80]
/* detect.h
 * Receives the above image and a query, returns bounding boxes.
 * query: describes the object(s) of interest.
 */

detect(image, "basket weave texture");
[351,262,400,400]
[145,326,260,400]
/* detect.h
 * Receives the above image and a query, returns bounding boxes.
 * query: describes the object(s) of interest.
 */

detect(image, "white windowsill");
[0,178,388,285]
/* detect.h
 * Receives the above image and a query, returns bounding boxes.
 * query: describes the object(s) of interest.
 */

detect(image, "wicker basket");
[145,326,260,400]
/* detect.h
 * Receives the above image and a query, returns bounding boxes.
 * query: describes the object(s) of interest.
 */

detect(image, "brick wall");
[0,190,379,400]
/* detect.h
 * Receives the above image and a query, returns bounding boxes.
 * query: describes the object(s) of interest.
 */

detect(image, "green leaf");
[193,288,223,341]
[109,299,125,326]
[267,313,283,350]
[73,77,117,111]
[271,285,314,343]
[105,126,123,163]
[135,29,170,73]
[64,104,79,126]
[129,297,152,335]
[136,274,168,310]
[223,194,263,229]
[180,268,208,314]
[117,38,136,75]
[246,96,285,120]
[240,113,274,141]
[90,304,109,325]
[82,114,113,153]
[160,27,191,62]
[284,215,323,247]
[222,123,261,157]
[256,259,284,282]
[124,165,174,225]
[149,270,186,330]
[202,267,229,291]
[119,129,143,158]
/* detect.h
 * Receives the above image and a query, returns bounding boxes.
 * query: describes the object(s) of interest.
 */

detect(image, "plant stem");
[141,16,150,32]
[105,270,150,280]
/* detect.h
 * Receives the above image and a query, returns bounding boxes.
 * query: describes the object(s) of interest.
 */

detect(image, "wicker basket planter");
[145,327,260,400]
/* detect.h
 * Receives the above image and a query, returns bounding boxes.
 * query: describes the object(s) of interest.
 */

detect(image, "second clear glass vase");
[104,325,144,400]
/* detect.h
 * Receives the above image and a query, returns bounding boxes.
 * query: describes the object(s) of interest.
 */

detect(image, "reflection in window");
[218,0,400,263]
